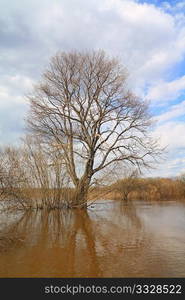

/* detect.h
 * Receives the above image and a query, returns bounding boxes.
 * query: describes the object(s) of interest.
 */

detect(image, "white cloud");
[155,100,185,123]
[147,76,185,102]
[0,87,9,100]
[0,0,185,176]
[0,74,33,109]
[1,0,185,88]
[146,155,185,178]
[153,121,185,150]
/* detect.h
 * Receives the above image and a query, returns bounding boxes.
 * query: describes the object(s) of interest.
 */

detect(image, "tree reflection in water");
[0,201,185,277]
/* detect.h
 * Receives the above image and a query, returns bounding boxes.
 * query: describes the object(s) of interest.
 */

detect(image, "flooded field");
[0,200,185,277]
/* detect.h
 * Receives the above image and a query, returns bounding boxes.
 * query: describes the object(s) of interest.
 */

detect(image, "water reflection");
[0,200,185,277]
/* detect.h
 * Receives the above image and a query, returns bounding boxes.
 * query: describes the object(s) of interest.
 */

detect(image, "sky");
[0,0,185,177]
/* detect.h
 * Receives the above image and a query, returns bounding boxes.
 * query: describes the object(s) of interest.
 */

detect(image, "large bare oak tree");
[27,50,161,208]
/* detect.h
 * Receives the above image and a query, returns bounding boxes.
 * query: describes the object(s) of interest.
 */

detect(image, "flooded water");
[0,200,185,277]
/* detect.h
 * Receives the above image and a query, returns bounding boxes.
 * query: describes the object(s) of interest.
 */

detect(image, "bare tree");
[22,135,70,208]
[114,169,140,201]
[0,147,29,209]
[0,139,70,211]
[27,50,161,208]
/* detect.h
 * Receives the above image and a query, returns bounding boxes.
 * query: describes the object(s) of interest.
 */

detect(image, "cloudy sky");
[0,0,185,177]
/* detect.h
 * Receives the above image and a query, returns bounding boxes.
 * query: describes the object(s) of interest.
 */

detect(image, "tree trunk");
[72,176,90,209]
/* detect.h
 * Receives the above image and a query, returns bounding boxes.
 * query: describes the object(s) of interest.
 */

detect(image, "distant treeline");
[109,177,185,201]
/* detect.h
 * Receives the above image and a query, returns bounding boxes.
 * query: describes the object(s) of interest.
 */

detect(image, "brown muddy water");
[0,200,185,277]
